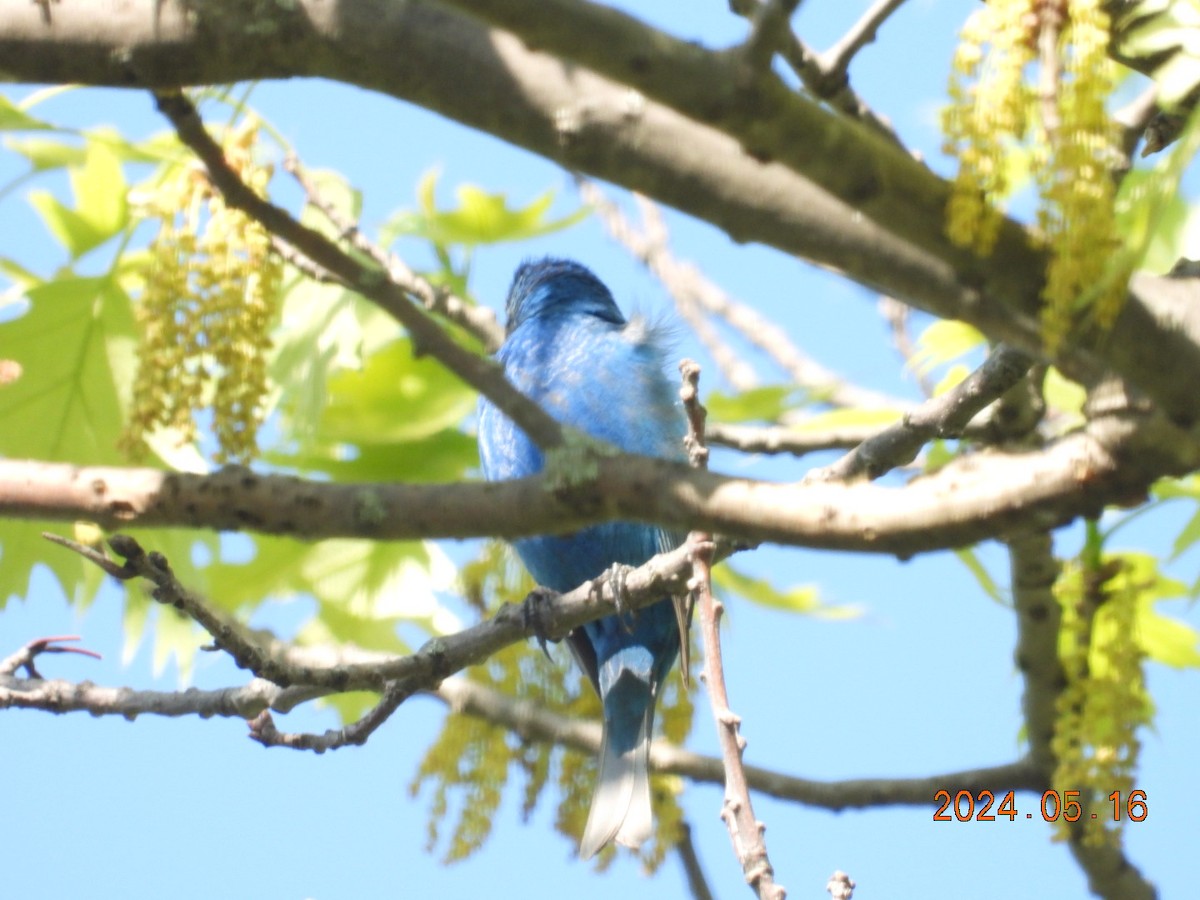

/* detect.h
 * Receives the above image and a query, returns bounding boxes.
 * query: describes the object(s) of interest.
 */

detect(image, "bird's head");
[504,258,626,334]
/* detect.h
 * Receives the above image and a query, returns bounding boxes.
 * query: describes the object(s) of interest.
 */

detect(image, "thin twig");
[0,664,1044,811]
[284,154,503,350]
[0,634,102,679]
[729,0,903,144]
[50,531,715,697]
[740,0,803,73]
[583,179,903,408]
[816,0,910,81]
[682,359,784,899]
[707,421,876,457]
[878,295,934,398]
[677,822,717,900]
[807,345,1033,482]
[248,682,409,751]
[1113,84,1159,169]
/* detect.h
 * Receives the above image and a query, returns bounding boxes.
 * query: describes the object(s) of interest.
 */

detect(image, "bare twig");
[0,672,322,717]
[153,89,554,446]
[729,0,903,143]
[807,345,1033,482]
[706,420,878,457]
[284,154,503,351]
[248,682,408,751]
[51,531,711,698]
[1038,2,1064,142]
[677,822,717,900]
[740,0,803,73]
[1113,85,1159,168]
[583,180,757,390]
[582,180,904,408]
[0,635,101,679]
[878,295,934,397]
[816,0,909,83]
[0,664,1044,811]
[681,360,784,899]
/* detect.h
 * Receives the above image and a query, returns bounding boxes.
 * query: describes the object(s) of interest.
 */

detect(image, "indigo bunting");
[477,258,688,858]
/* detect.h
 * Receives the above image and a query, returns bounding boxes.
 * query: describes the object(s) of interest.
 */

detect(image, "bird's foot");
[522,586,560,660]
[599,562,636,632]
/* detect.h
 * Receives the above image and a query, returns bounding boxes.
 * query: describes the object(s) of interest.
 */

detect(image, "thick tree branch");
[2,403,1194,555]
[6,2,1200,422]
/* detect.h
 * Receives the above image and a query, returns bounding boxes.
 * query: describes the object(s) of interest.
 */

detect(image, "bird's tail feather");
[579,671,655,859]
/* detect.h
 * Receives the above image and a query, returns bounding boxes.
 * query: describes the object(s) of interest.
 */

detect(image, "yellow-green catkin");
[944,0,1125,352]
[1051,557,1147,847]
[121,117,281,464]
[944,0,1037,255]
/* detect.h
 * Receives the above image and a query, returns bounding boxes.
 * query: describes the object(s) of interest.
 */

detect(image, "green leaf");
[0,521,103,607]
[321,337,477,444]
[1138,601,1200,668]
[272,430,479,484]
[0,276,135,462]
[932,362,970,396]
[5,136,87,172]
[1043,367,1087,419]
[794,406,903,430]
[1171,507,1200,559]
[26,138,129,258]
[28,191,111,258]
[706,385,799,423]
[713,564,855,618]
[911,319,985,376]
[1152,473,1200,501]
[954,548,1008,605]
[1115,168,1192,273]
[0,94,53,131]
[270,279,396,438]
[71,139,129,241]
[207,536,459,642]
[386,170,587,246]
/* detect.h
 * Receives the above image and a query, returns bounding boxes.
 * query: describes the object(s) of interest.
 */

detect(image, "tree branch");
[816,0,909,83]
[581,179,904,409]
[2,401,1194,555]
[808,344,1033,482]
[0,664,1046,812]
[54,532,705,695]
[7,2,1200,421]
[680,362,783,899]
[284,154,504,351]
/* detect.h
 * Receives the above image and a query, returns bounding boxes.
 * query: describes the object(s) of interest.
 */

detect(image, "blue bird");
[477,258,689,858]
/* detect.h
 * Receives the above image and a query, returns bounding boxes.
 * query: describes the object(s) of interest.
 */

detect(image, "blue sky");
[3,2,1197,898]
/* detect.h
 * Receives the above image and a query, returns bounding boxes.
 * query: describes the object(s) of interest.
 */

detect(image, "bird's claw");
[522,586,560,660]
[601,563,636,632]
